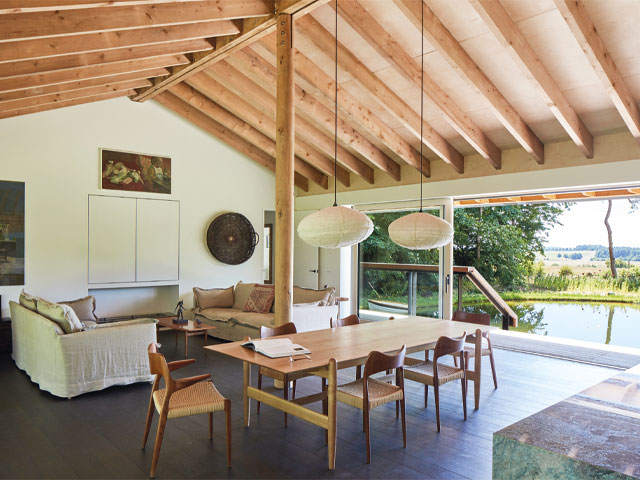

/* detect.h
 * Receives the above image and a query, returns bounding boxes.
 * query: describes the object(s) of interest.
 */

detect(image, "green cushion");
[19,290,38,311]
[36,298,83,334]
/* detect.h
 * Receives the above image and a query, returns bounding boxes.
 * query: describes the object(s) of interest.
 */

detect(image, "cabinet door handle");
[309,269,319,273]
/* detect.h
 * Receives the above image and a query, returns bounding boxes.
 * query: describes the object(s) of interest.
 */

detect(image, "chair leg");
[322,378,328,443]
[209,413,213,440]
[224,399,232,468]
[395,400,399,419]
[356,365,362,380]
[149,410,168,479]
[283,375,289,427]
[461,377,467,421]
[424,385,429,408]
[364,405,371,464]
[292,379,297,400]
[141,394,155,449]
[433,384,441,432]
[256,372,262,414]
[400,396,407,448]
[489,349,498,389]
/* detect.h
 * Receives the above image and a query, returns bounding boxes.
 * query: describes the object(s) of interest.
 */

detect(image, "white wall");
[0,97,275,318]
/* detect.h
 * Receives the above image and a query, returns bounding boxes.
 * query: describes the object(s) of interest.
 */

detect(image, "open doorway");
[263,210,274,284]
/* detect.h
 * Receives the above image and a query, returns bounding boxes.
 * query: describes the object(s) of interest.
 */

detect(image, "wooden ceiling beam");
[395,0,544,165]
[0,89,132,119]
[170,82,328,189]
[554,0,640,145]
[0,54,188,93]
[207,60,374,183]
[155,91,309,191]
[229,48,401,180]
[337,0,501,170]
[185,72,351,187]
[296,15,464,174]
[132,0,328,103]
[0,0,273,41]
[257,38,430,177]
[0,21,239,64]
[0,79,149,111]
[470,0,594,158]
[0,68,168,102]
[0,40,213,79]
[0,0,216,14]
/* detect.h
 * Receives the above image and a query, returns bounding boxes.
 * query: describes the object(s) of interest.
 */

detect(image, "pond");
[463,301,640,349]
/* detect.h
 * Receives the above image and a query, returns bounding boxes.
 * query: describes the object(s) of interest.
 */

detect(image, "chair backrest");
[331,314,360,328]
[148,343,175,394]
[452,311,491,326]
[260,321,297,338]
[433,333,466,362]
[363,345,407,379]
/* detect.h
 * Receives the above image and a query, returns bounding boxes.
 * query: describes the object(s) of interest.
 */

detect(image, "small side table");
[0,318,11,354]
[156,317,216,358]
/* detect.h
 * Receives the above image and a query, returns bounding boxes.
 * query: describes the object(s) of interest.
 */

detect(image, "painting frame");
[100,148,171,195]
[0,180,25,287]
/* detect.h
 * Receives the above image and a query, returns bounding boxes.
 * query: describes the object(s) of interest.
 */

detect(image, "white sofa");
[192,283,339,341]
[10,301,157,398]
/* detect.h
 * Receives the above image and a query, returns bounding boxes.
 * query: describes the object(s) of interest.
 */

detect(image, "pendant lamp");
[297,1,373,249]
[388,1,453,250]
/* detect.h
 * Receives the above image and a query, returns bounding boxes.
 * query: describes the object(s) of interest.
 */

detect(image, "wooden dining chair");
[142,343,231,479]
[452,311,498,392]
[336,345,407,464]
[404,334,467,432]
[330,314,362,379]
[256,322,310,427]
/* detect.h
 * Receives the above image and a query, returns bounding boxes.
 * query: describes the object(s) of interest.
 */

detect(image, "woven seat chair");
[404,333,467,432]
[256,322,312,427]
[336,345,407,464]
[330,314,362,379]
[142,343,231,478]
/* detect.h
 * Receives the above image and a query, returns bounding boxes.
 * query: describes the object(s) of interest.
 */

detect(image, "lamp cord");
[419,0,424,213]
[333,0,338,207]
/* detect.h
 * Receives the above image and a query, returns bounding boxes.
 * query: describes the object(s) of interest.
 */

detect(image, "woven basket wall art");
[206,213,259,265]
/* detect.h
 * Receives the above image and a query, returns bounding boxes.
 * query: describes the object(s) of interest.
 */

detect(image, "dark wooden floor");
[0,331,616,479]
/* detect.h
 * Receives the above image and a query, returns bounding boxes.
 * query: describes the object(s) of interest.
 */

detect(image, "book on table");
[241,338,310,358]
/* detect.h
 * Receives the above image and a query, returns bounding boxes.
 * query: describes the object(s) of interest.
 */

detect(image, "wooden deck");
[0,331,616,479]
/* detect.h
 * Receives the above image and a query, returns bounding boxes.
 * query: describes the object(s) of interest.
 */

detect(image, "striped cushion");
[153,381,226,419]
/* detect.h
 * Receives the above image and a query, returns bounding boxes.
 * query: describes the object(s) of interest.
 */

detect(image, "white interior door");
[293,210,319,288]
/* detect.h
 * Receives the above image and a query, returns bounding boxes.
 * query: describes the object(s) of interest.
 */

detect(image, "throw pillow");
[292,301,322,307]
[293,286,335,306]
[193,286,234,309]
[37,299,84,334]
[19,290,38,311]
[232,282,257,310]
[61,295,98,322]
[243,285,275,314]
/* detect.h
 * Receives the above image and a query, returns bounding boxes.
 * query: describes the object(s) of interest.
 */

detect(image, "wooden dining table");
[205,316,495,469]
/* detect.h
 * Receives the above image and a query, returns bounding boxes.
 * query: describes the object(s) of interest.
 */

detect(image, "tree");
[604,199,617,278]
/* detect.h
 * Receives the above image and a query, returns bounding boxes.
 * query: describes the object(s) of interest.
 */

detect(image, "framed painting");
[0,180,25,286]
[100,148,171,194]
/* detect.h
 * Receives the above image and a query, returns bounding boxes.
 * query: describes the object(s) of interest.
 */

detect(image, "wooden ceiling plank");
[296,15,464,174]
[395,0,544,165]
[131,0,329,102]
[154,91,309,191]
[337,0,501,170]
[0,89,132,119]
[230,47,401,180]
[0,21,239,64]
[186,71,351,187]
[0,54,188,93]
[0,78,149,111]
[0,0,273,41]
[170,82,328,189]
[553,0,640,145]
[0,39,212,79]
[257,38,430,177]
[204,62,372,183]
[470,0,594,158]
[0,68,168,102]
[0,0,218,14]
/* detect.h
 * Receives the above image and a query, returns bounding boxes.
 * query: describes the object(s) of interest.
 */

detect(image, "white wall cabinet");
[88,195,179,285]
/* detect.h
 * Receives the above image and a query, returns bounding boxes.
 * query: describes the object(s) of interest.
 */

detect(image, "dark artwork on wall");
[207,213,259,265]
[0,181,25,286]
[100,148,171,194]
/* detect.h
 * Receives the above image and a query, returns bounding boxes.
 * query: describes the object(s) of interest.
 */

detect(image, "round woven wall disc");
[206,213,259,265]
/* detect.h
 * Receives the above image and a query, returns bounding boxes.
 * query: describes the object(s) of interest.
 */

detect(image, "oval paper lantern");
[298,205,373,248]
[388,212,453,250]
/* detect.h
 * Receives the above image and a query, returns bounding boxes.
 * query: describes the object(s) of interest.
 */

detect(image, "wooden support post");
[274,12,295,327]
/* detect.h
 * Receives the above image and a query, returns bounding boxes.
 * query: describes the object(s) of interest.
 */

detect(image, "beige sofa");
[192,282,339,341]
[10,300,157,398]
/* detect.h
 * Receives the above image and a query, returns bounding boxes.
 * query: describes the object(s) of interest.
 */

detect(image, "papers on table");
[241,338,310,358]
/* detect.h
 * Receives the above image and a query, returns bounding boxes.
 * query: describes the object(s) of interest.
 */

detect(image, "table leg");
[243,361,251,427]
[327,358,337,470]
[474,328,482,410]
[184,332,188,358]
[204,331,208,346]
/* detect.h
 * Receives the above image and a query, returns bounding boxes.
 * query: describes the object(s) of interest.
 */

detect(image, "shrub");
[558,266,574,276]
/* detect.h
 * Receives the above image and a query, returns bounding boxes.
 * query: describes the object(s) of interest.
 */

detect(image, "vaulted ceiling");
[2,0,640,194]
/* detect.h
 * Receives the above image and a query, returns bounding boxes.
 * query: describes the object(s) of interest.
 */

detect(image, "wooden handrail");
[360,262,518,328]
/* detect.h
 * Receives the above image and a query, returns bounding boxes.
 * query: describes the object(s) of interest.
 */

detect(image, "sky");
[545,199,640,248]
